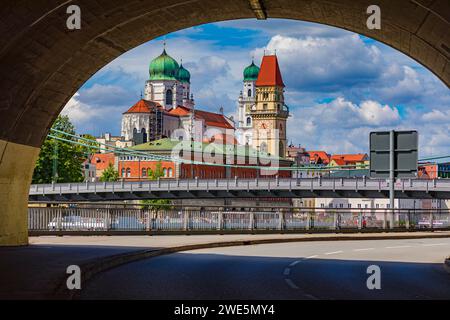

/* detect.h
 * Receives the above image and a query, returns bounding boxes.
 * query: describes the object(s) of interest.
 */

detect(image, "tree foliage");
[32,115,87,184]
[100,163,119,182]
[141,161,172,211]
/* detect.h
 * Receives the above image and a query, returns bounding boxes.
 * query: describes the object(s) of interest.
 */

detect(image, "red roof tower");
[255,55,285,87]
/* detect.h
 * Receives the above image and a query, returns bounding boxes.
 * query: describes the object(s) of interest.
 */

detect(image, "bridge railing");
[29,177,450,197]
[27,206,450,234]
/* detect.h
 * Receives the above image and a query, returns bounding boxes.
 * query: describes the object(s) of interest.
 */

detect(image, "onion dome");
[149,49,180,81]
[176,62,191,83]
[243,60,260,81]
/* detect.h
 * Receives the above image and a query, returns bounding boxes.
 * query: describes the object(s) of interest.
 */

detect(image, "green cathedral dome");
[243,61,260,81]
[176,63,191,83]
[149,49,180,81]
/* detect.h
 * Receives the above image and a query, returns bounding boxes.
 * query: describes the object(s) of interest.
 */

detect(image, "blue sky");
[62,19,450,158]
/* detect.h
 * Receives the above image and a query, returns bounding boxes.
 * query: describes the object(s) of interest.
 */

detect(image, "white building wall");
[121,113,150,141]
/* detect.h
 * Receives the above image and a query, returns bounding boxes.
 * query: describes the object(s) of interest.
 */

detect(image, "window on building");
[168,168,173,178]
[141,128,147,143]
[263,103,268,110]
[121,168,125,177]
[166,89,173,105]
[365,204,368,208]
[246,117,251,126]
[126,168,131,178]
[357,204,361,208]
[163,168,167,177]
[348,204,352,208]
[142,168,147,177]
[376,204,379,208]
[339,203,343,208]
[320,204,325,208]
[260,142,267,153]
[248,89,252,97]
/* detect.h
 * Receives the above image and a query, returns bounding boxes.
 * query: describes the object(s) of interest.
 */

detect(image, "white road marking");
[386,245,411,249]
[289,260,300,267]
[422,243,448,247]
[285,278,299,289]
[283,268,291,276]
[353,248,375,251]
[324,250,343,255]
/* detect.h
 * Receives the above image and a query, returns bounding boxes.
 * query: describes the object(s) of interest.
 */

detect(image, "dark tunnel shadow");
[1,244,450,300]
[76,252,450,300]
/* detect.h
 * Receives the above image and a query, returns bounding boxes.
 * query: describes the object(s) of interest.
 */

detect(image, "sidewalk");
[1,231,450,299]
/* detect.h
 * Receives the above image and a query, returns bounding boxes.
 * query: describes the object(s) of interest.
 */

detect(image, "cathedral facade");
[121,47,233,144]
[121,46,289,159]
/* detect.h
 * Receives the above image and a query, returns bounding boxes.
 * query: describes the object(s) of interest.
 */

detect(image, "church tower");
[251,54,289,158]
[237,60,259,145]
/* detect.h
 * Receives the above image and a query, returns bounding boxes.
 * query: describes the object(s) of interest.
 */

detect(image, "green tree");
[141,161,172,212]
[147,161,164,180]
[100,163,119,182]
[79,133,101,155]
[32,115,87,184]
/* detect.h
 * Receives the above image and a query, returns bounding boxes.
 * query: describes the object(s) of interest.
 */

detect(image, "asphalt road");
[79,238,450,300]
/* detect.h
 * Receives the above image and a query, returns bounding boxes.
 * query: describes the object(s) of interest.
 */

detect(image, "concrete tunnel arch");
[0,0,448,245]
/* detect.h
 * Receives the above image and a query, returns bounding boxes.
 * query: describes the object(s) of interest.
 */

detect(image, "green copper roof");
[131,138,286,161]
[243,61,260,81]
[149,49,180,81]
[176,63,191,83]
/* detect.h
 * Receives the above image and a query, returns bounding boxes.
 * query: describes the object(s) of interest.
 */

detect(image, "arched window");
[141,128,147,143]
[260,142,267,153]
[247,89,252,97]
[279,141,284,157]
[168,168,173,178]
[246,117,251,126]
[121,168,125,177]
[166,89,173,105]
[142,168,147,177]
[163,168,167,177]
[126,168,131,178]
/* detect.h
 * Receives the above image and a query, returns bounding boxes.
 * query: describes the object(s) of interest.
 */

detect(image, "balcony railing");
[28,205,450,234]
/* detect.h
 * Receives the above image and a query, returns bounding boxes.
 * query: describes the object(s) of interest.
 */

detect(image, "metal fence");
[28,206,450,234]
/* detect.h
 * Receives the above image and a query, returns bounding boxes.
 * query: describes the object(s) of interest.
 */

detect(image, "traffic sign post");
[370,130,418,228]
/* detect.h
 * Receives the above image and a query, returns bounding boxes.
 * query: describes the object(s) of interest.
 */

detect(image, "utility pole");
[389,130,395,229]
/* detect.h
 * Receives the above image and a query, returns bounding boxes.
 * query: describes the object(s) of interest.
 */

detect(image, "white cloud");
[288,97,400,153]
[422,109,450,123]
[61,19,449,158]
[251,34,383,92]
[61,93,124,135]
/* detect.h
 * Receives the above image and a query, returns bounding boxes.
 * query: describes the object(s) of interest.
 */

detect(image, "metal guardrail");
[28,177,450,201]
[28,206,450,234]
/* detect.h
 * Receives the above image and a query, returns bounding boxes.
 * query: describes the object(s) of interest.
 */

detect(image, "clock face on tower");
[258,121,272,130]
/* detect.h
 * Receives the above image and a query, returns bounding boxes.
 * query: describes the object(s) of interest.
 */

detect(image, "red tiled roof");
[168,105,191,116]
[169,106,234,129]
[195,110,234,129]
[307,151,330,164]
[203,133,238,145]
[255,55,285,87]
[331,154,368,162]
[124,99,164,114]
[90,153,115,170]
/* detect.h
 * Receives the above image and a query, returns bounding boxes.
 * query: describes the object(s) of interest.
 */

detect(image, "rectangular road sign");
[369,130,418,178]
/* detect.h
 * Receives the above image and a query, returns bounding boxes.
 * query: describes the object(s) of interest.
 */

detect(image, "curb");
[444,258,450,274]
[54,232,450,299]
